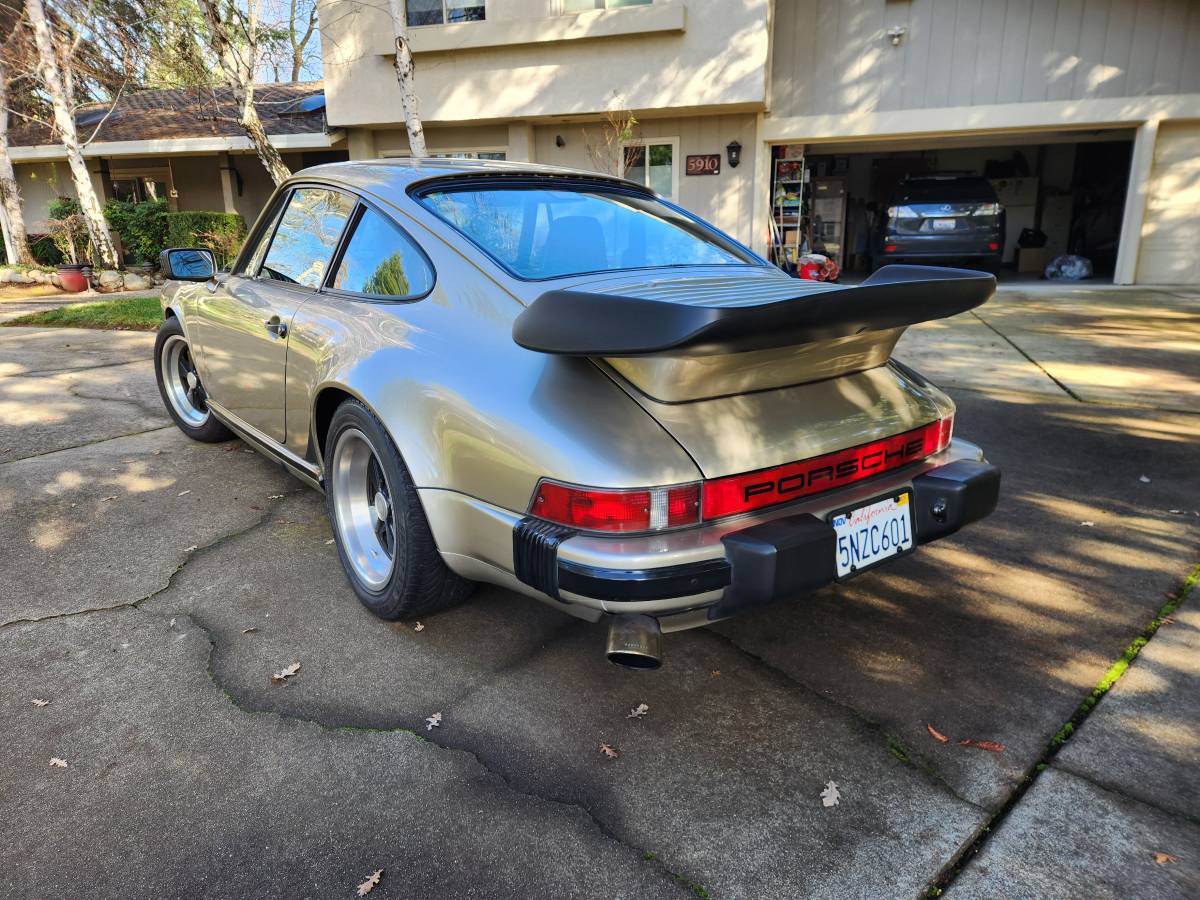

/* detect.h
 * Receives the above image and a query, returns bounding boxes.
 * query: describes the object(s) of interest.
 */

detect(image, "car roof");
[294,157,643,205]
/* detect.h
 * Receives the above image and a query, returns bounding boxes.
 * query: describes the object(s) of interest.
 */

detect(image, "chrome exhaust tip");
[605,614,662,670]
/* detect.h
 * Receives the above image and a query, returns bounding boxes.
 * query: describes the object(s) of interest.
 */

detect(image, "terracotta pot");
[56,264,89,293]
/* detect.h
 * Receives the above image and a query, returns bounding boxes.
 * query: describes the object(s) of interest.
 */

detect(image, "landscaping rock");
[50,273,63,288]
[96,269,124,292]
[122,272,152,290]
[0,268,33,284]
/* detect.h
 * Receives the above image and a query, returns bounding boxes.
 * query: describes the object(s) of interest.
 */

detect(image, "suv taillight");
[530,481,700,533]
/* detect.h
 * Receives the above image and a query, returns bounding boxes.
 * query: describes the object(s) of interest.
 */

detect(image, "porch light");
[726,141,742,169]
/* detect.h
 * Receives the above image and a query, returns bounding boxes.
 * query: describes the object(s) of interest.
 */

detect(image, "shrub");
[48,196,81,219]
[30,235,64,266]
[104,199,169,265]
[165,211,247,268]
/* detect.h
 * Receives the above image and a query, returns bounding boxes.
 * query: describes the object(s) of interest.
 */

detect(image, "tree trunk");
[0,55,34,266]
[25,0,118,268]
[386,0,427,158]
[199,0,292,186]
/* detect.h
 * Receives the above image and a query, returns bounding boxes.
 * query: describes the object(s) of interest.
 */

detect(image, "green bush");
[165,211,247,268]
[48,196,81,219]
[29,235,64,266]
[104,199,169,265]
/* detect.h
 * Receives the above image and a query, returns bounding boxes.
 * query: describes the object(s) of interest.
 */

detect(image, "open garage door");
[768,129,1135,284]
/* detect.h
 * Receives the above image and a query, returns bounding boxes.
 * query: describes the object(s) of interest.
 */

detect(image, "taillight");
[701,416,953,520]
[530,480,700,533]
[530,417,953,532]
[972,202,1001,215]
[884,243,898,253]
[987,241,1001,251]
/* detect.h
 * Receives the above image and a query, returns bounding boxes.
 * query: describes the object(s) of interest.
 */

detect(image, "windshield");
[892,178,998,204]
[417,182,756,279]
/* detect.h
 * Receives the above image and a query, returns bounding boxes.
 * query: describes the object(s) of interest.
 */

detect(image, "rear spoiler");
[513,265,995,357]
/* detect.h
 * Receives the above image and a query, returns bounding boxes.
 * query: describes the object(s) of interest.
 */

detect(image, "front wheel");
[153,316,233,443]
[325,399,473,620]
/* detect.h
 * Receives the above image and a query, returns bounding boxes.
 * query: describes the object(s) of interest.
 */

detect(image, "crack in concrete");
[705,627,988,814]
[923,562,1199,899]
[2,356,152,380]
[968,310,1082,402]
[0,424,174,465]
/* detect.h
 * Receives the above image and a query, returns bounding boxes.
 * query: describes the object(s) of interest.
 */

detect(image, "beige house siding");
[770,0,1200,118]
[1136,120,1200,284]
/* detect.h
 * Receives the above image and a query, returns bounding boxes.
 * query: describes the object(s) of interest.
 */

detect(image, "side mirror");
[159,247,216,282]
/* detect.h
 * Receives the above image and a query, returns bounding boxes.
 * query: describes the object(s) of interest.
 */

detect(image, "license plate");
[829,492,914,579]
[932,218,956,230]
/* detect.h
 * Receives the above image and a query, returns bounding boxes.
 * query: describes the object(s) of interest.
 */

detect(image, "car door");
[191,185,356,443]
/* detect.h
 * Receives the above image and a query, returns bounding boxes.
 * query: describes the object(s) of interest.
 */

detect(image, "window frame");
[406,0,486,27]
[409,174,766,284]
[245,183,359,291]
[621,136,680,202]
[381,147,507,160]
[562,0,652,12]
[321,198,438,304]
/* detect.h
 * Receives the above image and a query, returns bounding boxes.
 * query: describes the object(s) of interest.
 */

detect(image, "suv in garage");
[874,176,1005,273]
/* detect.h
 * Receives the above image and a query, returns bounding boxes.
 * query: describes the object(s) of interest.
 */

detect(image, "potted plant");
[48,212,91,292]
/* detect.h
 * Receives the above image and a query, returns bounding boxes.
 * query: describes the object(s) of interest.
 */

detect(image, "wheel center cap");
[373,490,390,523]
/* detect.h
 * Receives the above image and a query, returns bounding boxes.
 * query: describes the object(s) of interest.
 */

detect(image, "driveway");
[1,286,1198,899]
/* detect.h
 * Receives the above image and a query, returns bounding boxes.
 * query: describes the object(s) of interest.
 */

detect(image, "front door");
[190,186,356,443]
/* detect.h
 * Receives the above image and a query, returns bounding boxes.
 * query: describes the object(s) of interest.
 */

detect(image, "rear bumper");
[523,458,998,622]
[879,236,1003,259]
[440,439,998,629]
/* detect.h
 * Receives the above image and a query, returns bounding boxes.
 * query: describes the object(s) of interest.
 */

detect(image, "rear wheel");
[153,316,233,442]
[325,399,473,620]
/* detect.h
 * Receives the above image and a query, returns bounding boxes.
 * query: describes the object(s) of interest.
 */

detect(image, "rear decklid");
[887,177,1002,237]
[513,263,991,479]
[513,264,994,402]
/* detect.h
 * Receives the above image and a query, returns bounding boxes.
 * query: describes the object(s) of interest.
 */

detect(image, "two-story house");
[320,0,1200,285]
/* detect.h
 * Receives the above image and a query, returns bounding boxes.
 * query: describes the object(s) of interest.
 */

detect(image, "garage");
[767,130,1135,283]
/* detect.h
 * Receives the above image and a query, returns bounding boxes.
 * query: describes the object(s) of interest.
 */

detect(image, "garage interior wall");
[1136,120,1200,284]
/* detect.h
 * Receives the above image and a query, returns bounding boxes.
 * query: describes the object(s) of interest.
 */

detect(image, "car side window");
[240,198,286,277]
[329,207,434,298]
[259,187,356,288]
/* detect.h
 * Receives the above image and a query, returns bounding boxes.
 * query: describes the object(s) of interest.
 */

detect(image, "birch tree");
[0,39,35,266]
[198,0,292,184]
[25,0,119,268]
[385,0,426,157]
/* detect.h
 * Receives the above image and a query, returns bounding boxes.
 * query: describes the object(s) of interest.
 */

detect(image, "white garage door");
[1137,121,1200,285]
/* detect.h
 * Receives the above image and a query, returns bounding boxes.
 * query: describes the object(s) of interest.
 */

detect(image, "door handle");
[265,317,288,339]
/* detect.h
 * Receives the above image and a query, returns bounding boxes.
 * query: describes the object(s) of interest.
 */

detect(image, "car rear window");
[416,182,755,280]
[892,178,998,203]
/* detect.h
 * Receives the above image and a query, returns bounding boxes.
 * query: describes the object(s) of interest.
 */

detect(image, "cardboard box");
[1016,246,1046,274]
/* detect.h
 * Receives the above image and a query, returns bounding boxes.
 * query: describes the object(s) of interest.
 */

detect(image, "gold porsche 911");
[155,159,999,668]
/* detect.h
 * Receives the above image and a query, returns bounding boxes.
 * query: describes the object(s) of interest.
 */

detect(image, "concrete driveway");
[1,286,1198,899]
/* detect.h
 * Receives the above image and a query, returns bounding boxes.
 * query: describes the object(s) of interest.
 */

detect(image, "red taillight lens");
[884,244,898,253]
[531,481,700,533]
[701,416,953,520]
[987,241,1001,251]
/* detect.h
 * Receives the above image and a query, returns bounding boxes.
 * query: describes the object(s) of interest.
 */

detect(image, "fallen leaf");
[242,627,258,634]
[357,869,383,896]
[183,545,197,553]
[249,505,263,511]
[324,538,335,545]
[30,698,49,707]
[271,662,301,683]
[1161,616,1176,625]
[413,622,425,632]
[710,670,721,677]
[820,780,841,807]
[1152,852,1179,865]
[426,712,442,731]
[49,757,67,768]
[599,743,619,759]
[958,739,1005,753]
[926,723,949,743]
[627,703,650,719]
[152,449,162,455]
[1139,475,1151,483]
[177,490,191,496]
[1079,521,1095,527]
[101,495,117,502]
[267,494,284,500]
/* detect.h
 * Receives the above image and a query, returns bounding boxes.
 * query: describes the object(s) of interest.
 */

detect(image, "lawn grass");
[2,296,162,331]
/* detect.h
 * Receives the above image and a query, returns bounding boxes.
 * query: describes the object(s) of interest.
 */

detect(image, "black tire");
[325,399,474,620]
[153,316,234,443]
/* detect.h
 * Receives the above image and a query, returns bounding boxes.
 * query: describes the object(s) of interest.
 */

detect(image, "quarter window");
[623,140,677,200]
[407,0,485,26]
[331,207,434,298]
[259,188,355,288]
